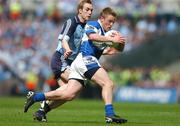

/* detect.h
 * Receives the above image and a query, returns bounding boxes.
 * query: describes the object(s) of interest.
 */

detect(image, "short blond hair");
[77,0,92,13]
[99,7,117,19]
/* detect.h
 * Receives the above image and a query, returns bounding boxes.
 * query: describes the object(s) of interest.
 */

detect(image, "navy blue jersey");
[56,15,86,61]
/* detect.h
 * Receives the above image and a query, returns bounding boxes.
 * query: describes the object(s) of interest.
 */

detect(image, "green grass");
[0,97,179,126]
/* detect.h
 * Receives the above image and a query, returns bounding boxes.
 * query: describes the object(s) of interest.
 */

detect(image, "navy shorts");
[50,51,71,80]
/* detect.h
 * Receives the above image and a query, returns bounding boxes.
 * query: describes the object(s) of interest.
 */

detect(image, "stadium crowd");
[0,0,180,95]
[108,67,180,88]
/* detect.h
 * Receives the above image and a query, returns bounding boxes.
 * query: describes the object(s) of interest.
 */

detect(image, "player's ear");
[79,8,83,14]
[99,16,105,24]
[101,16,105,20]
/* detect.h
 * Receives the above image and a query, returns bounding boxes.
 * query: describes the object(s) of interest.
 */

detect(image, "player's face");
[101,15,116,32]
[79,3,93,22]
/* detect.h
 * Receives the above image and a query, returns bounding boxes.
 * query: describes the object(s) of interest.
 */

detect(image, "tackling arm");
[62,39,72,59]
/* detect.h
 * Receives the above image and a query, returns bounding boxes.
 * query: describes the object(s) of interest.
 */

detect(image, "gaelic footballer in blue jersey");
[24,7,127,124]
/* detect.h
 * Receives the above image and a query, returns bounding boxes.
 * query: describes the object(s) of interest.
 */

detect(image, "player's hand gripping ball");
[105,30,125,52]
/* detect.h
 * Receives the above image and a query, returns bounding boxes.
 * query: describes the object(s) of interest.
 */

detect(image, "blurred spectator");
[167,17,178,33]
[108,67,177,89]
[0,2,3,18]
[9,0,22,20]
[25,70,38,91]
[45,76,58,91]
[134,16,148,45]
[158,18,167,35]
[150,68,171,88]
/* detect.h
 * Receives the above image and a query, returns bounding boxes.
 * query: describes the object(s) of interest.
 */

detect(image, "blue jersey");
[80,20,107,59]
[56,15,86,61]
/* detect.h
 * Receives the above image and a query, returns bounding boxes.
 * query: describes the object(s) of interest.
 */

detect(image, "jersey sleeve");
[58,18,76,42]
[85,21,99,35]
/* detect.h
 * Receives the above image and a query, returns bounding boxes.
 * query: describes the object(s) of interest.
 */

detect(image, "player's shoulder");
[64,16,78,27]
[87,20,101,28]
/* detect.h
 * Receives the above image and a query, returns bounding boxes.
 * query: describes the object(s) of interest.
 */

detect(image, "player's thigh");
[51,51,70,82]
[63,79,83,99]
[91,67,113,87]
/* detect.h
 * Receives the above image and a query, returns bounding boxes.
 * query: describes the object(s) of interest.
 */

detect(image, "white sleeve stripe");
[59,19,72,41]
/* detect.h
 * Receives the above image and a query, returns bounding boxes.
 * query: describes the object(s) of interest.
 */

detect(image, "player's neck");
[78,14,86,23]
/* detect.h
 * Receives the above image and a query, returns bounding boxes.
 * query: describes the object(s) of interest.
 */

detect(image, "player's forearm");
[88,33,112,43]
[62,40,71,50]
[62,40,72,58]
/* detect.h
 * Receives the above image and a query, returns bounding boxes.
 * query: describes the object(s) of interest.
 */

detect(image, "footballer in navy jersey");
[51,15,86,80]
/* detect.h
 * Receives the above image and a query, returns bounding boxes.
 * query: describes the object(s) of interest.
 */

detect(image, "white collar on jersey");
[97,19,106,34]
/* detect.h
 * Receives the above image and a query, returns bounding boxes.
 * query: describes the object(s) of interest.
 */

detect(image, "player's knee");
[104,80,114,89]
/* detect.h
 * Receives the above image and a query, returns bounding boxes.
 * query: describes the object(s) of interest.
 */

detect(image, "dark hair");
[77,0,92,13]
[99,7,117,19]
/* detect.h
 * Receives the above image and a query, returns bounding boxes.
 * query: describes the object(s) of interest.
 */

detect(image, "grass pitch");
[0,97,179,126]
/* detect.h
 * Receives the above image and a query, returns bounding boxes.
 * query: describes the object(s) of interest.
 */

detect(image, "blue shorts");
[50,51,72,80]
